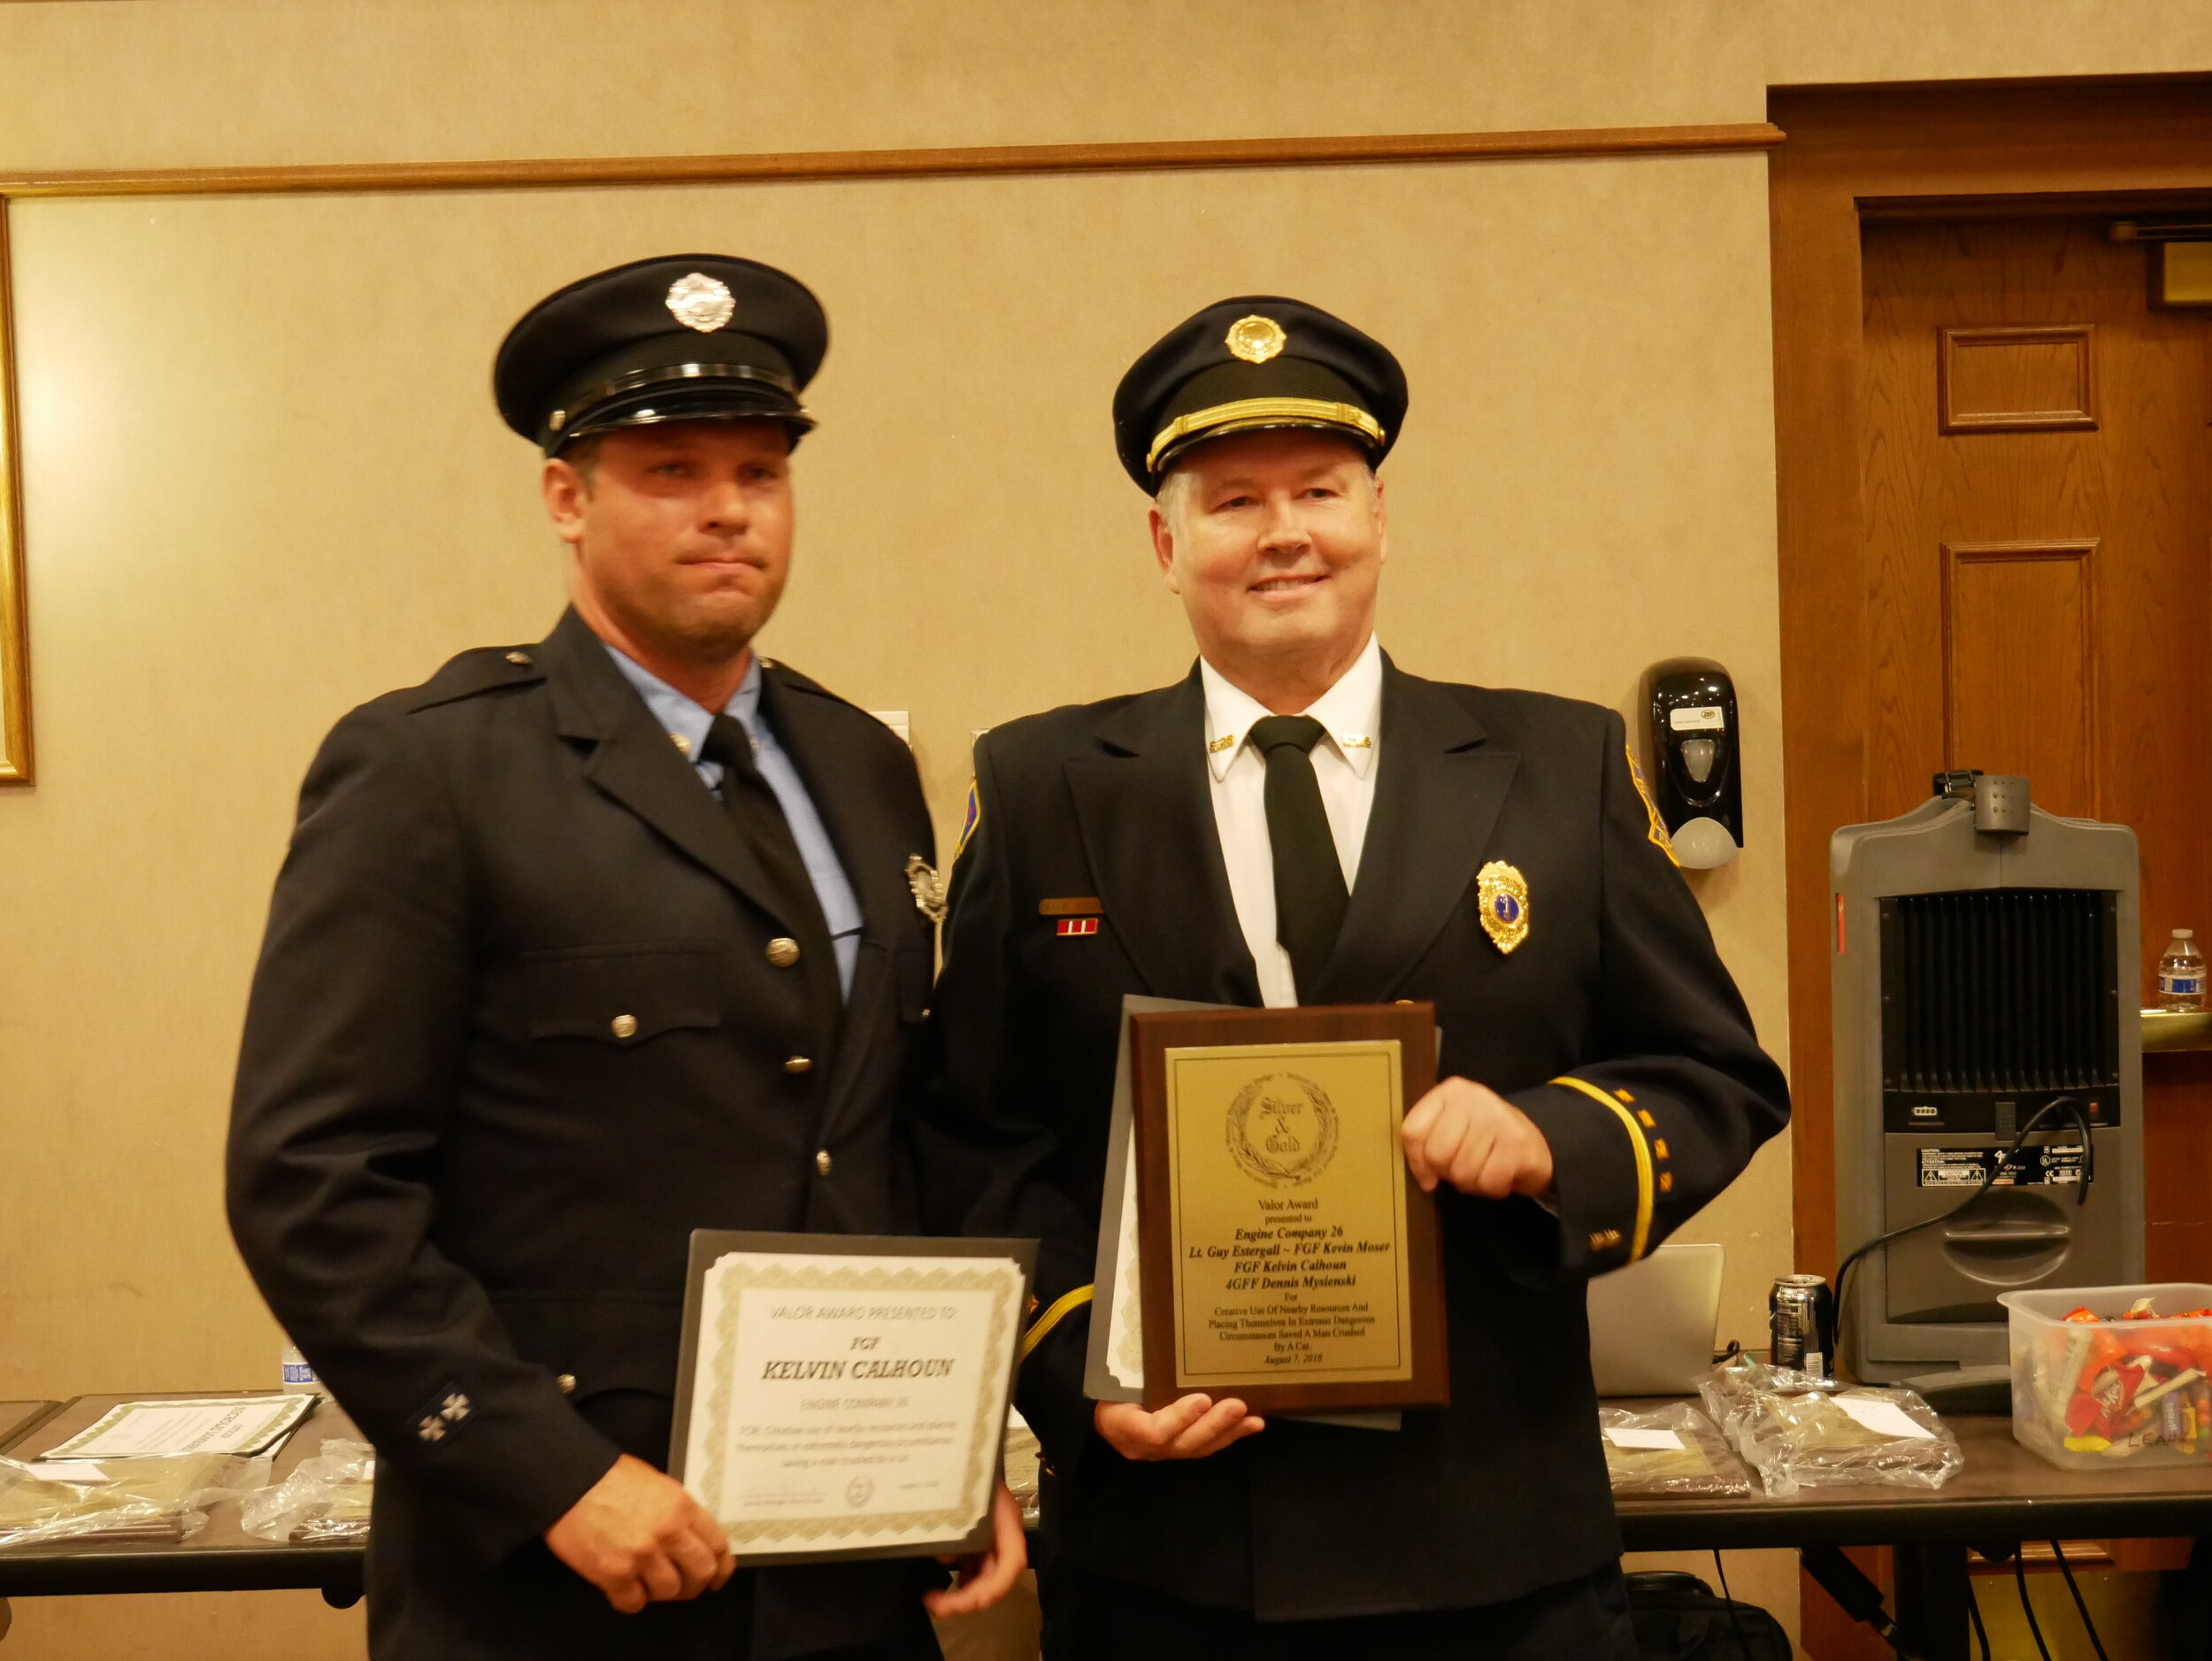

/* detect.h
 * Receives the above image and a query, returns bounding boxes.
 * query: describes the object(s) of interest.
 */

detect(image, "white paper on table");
[1603,1426,1686,1450]
[22,1462,110,1483]
[39,1396,315,1461]
[1834,1395,1935,1440]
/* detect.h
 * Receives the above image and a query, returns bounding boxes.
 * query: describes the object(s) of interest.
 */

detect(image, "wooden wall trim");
[0,198,28,785]
[0,123,1785,201]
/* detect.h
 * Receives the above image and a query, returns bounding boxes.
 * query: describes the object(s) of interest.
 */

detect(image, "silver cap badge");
[904,855,948,926]
[665,273,735,333]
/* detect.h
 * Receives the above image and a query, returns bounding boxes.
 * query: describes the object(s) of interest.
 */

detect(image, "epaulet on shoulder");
[985,689,1148,751]
[759,656,832,700]
[401,645,546,712]
[1457,681,1611,731]
[762,657,895,734]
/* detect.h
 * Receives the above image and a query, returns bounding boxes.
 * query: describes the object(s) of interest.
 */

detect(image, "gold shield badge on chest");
[1477,860,1531,954]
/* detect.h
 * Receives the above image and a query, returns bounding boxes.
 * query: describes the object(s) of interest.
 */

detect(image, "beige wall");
[0,4,2209,1657]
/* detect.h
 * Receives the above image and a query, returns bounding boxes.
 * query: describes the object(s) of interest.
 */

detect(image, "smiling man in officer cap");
[228,255,1023,1660]
[929,296,1789,1658]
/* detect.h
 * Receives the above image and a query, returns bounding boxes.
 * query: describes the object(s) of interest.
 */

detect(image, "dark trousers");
[1041,1561,1638,1661]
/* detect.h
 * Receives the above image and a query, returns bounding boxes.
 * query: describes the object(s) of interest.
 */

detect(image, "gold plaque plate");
[1164,1040,1414,1390]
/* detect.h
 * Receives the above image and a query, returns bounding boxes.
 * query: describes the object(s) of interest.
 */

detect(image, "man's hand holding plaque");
[1399,1076,1556,1200]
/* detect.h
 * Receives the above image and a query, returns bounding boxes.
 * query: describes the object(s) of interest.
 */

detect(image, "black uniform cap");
[1111,295,1407,493]
[494,254,828,455]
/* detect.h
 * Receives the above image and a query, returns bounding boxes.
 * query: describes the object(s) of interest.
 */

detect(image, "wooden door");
[1859,216,2212,1280]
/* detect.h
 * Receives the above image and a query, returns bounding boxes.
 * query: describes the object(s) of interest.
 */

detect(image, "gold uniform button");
[815,1150,833,1177]
[611,1013,639,1039]
[766,937,802,968]
[504,650,532,666]
[556,1373,577,1396]
[783,1056,813,1074]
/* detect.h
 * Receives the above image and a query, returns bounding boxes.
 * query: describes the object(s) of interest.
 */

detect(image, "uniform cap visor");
[545,378,812,453]
[1152,413,1383,481]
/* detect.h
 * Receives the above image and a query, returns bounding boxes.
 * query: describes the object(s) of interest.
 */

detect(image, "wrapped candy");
[2021,1294,2212,1459]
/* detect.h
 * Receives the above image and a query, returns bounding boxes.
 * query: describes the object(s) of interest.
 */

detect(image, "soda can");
[1771,1273,1836,1380]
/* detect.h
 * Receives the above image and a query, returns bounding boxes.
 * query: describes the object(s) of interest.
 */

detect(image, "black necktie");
[699,714,841,1027]
[1248,714,1348,1002]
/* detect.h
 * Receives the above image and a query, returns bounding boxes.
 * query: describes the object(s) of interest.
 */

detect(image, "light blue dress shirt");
[606,646,863,997]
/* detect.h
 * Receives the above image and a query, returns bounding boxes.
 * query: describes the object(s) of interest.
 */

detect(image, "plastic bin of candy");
[1999,1283,2212,1468]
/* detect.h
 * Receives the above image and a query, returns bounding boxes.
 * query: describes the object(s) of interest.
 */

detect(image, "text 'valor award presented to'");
[1130,1004,1448,1413]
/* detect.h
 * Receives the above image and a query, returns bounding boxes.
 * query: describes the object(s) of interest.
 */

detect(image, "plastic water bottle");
[280,1340,322,1395]
[2157,928,2207,1011]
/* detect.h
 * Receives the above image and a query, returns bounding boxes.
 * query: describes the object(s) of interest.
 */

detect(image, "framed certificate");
[669,1232,1035,1565]
[1130,1004,1449,1413]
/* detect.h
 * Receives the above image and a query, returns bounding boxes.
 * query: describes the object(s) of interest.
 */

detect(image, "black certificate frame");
[669,1230,1036,1566]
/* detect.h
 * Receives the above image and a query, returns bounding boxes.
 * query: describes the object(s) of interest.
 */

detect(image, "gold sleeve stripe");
[1018,1283,1094,1364]
[1548,1075,1655,1263]
[1624,741,1681,867]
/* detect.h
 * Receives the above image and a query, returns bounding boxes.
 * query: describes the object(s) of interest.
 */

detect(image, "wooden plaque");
[1130,1004,1449,1413]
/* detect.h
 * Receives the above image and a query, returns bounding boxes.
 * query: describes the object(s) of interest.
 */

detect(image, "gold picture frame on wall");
[0,202,30,784]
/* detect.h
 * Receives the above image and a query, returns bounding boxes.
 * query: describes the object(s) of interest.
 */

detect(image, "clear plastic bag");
[1699,1355,1962,1497]
[0,1453,249,1548]
[239,1439,375,1543]
[1599,1402,1754,1496]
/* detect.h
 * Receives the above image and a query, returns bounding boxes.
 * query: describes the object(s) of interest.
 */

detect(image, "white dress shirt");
[1200,636,1383,1008]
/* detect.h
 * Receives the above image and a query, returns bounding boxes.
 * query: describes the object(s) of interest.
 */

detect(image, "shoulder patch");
[954,775,980,865]
[1624,740,1680,867]
[403,645,545,712]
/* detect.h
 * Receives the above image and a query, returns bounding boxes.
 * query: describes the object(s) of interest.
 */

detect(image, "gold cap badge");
[1477,860,1531,954]
[665,272,736,333]
[1225,315,1286,364]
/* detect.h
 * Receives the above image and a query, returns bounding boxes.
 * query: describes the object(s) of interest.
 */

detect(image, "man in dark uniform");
[929,297,1790,1657]
[227,255,1021,1661]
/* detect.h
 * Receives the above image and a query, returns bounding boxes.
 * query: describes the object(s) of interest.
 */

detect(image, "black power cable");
[1835,1095,2093,1373]
[2015,1550,2055,1661]
[1965,1573,1991,1661]
[1710,1549,1755,1661]
[2049,1540,2113,1661]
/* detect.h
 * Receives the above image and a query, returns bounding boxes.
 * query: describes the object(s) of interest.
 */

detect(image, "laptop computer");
[1586,1241,1725,1396]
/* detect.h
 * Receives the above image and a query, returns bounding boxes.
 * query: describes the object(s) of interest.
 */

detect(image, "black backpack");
[1624,1571,1792,1661]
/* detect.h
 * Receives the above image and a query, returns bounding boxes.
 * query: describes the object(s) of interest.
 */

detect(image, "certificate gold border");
[693,1256,1021,1552]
